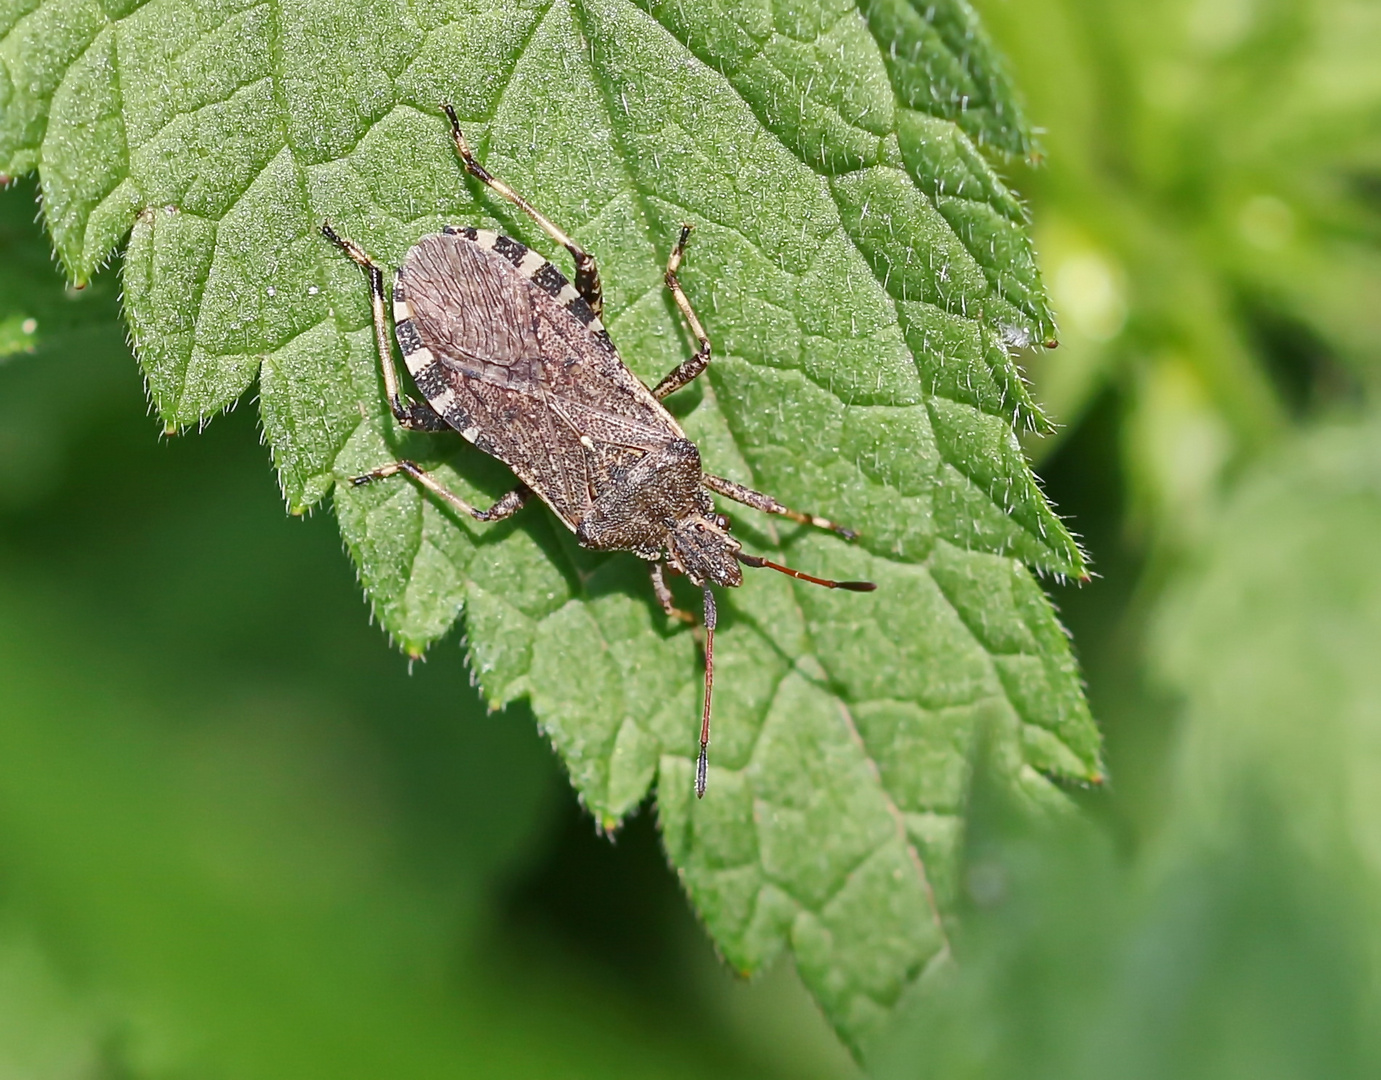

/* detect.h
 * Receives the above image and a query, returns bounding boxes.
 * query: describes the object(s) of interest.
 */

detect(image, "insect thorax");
[576,438,719,559]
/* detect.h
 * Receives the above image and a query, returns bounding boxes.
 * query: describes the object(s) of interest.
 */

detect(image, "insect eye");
[715,514,731,530]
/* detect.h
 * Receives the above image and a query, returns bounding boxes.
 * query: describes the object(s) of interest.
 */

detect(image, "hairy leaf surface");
[1,0,1097,1053]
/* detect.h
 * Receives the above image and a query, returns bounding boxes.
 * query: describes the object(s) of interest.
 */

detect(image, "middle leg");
[352,460,532,523]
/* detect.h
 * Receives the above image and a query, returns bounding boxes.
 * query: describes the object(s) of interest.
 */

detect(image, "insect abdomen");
[392,229,683,531]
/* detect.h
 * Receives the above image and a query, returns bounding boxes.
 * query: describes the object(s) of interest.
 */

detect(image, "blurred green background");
[3,0,1381,1075]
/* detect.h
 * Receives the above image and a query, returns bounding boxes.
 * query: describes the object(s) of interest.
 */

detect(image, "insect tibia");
[736,552,877,592]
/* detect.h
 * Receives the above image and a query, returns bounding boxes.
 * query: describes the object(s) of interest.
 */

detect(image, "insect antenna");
[736,552,877,592]
[695,558,872,796]
[697,586,716,799]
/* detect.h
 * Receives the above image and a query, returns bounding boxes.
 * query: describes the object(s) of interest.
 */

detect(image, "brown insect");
[323,105,874,797]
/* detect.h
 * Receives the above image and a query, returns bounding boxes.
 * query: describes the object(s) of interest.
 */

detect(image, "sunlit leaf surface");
[0,0,1098,1049]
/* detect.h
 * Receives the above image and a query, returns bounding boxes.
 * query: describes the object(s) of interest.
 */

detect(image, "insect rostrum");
[324,104,875,798]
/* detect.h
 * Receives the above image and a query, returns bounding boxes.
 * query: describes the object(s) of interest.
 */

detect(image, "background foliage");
[1,0,1380,1076]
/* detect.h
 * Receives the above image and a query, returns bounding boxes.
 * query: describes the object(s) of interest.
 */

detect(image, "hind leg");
[320,224,447,432]
[653,224,713,400]
[442,103,603,317]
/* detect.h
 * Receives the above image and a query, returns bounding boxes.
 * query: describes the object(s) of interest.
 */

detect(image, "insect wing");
[395,231,682,529]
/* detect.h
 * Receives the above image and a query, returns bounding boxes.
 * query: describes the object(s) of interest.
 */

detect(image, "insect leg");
[653,225,713,400]
[442,104,604,318]
[320,224,442,432]
[701,473,859,541]
[471,483,533,521]
[352,461,532,523]
[649,561,698,626]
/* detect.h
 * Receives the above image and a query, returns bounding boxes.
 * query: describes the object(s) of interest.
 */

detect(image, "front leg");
[650,561,697,625]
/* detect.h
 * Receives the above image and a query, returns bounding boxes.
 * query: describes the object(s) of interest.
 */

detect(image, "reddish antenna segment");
[694,555,874,796]
[736,552,877,592]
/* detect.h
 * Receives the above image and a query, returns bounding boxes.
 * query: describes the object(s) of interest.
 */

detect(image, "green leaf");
[1,0,1096,1053]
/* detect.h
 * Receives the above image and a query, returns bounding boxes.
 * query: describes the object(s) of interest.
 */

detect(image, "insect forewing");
[396,231,683,530]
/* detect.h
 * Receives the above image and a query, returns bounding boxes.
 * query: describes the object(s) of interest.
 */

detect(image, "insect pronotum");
[323,104,875,797]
